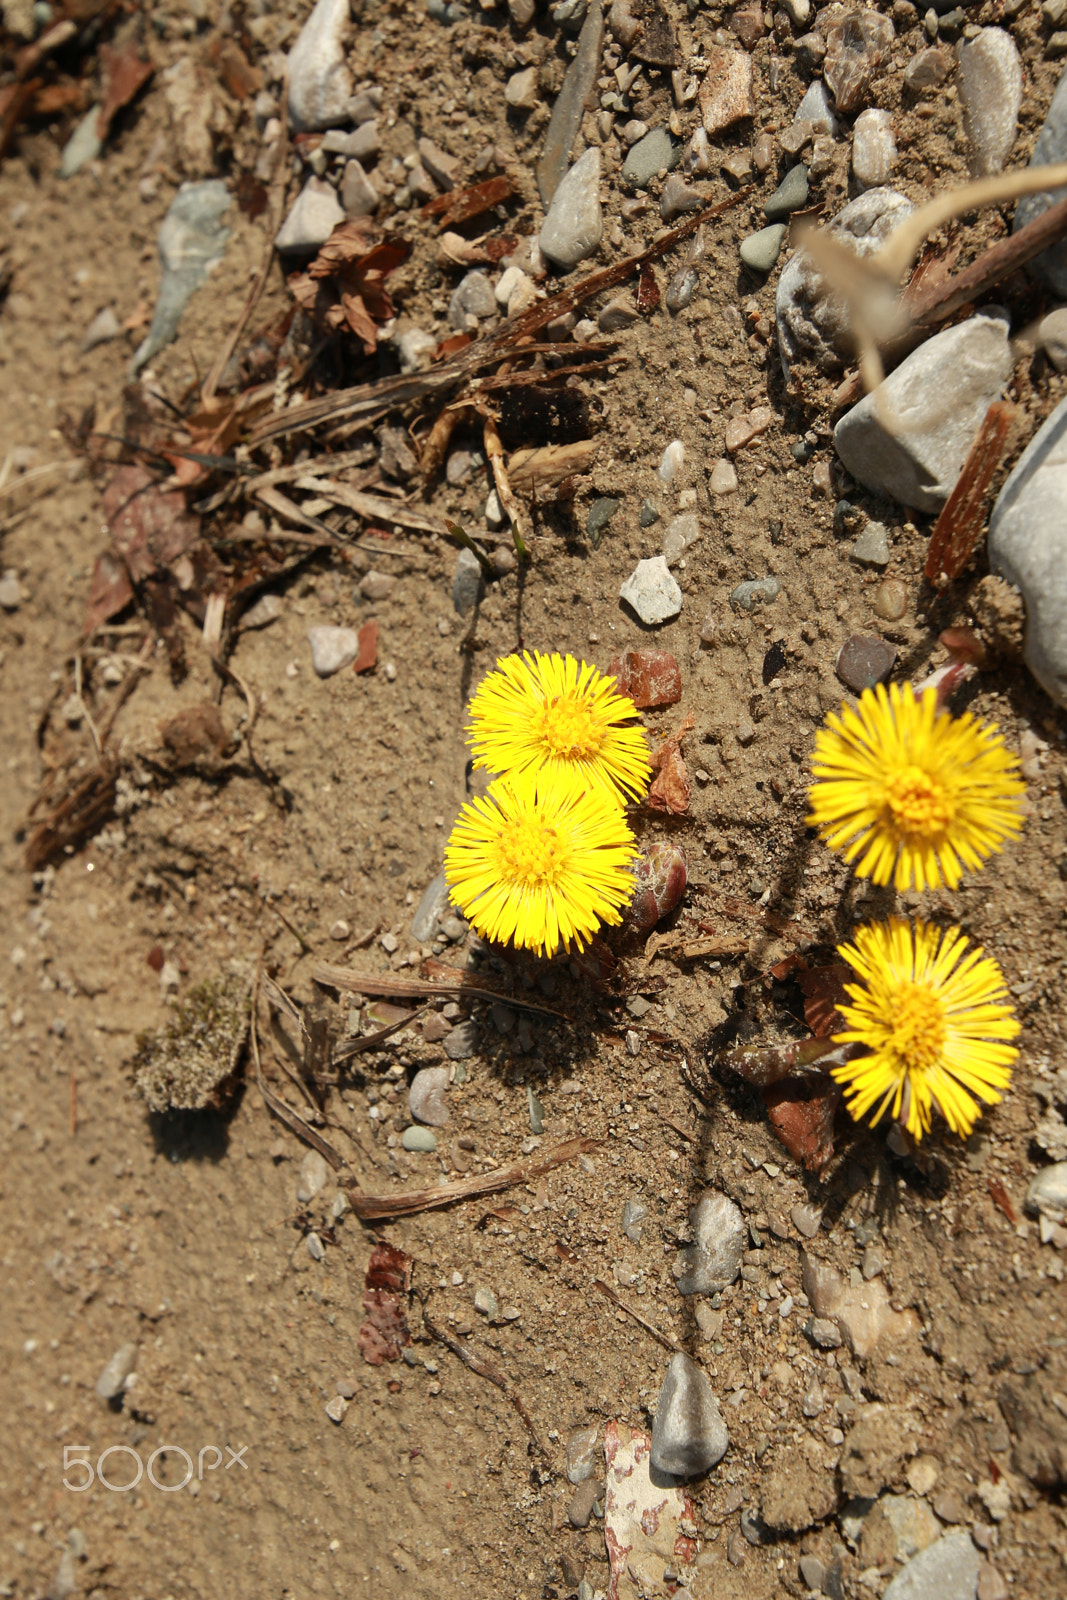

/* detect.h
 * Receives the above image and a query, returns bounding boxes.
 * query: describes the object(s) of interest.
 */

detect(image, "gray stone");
[598,297,637,332]
[443,1020,478,1060]
[325,1394,349,1423]
[660,174,702,221]
[621,127,679,191]
[989,397,1067,706]
[474,1285,500,1318]
[81,305,120,352]
[792,79,838,138]
[539,147,603,269]
[341,159,378,217]
[416,138,459,191]
[537,0,604,204]
[622,1199,648,1242]
[400,1126,437,1152]
[275,175,344,253]
[662,512,700,564]
[834,315,1012,512]
[958,29,1022,177]
[880,1532,981,1600]
[1038,307,1067,371]
[586,496,620,546]
[740,224,786,273]
[359,570,395,602]
[851,521,891,565]
[852,110,896,190]
[96,1342,137,1400]
[730,576,779,613]
[568,1478,602,1527]
[650,1353,729,1478]
[777,188,914,373]
[673,1192,745,1295]
[411,871,451,942]
[800,1555,827,1591]
[453,548,486,616]
[506,66,540,110]
[666,266,698,313]
[765,164,809,221]
[287,0,352,130]
[131,180,232,374]
[566,1422,599,1483]
[802,1377,825,1418]
[807,1316,844,1348]
[1014,64,1067,294]
[905,46,953,93]
[409,1066,450,1128]
[322,122,379,160]
[59,105,103,178]
[836,633,897,692]
[791,1203,822,1238]
[307,625,359,676]
[1026,1161,1067,1218]
[0,572,22,611]
[448,270,498,330]
[298,1149,330,1201]
[619,556,682,625]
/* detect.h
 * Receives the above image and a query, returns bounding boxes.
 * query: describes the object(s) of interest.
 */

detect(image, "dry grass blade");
[925,400,1022,586]
[482,413,527,557]
[591,1277,681,1353]
[343,1135,597,1219]
[330,1007,429,1064]
[254,484,349,546]
[23,758,118,872]
[250,967,347,1170]
[422,1307,549,1461]
[292,478,448,534]
[310,958,569,1019]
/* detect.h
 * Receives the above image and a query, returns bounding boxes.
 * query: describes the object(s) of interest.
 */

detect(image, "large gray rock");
[776,187,913,373]
[539,148,603,269]
[880,1532,980,1600]
[673,1192,744,1295]
[650,1354,729,1479]
[834,314,1012,513]
[957,29,1022,177]
[537,0,604,204]
[989,395,1067,706]
[287,0,352,130]
[1014,63,1067,295]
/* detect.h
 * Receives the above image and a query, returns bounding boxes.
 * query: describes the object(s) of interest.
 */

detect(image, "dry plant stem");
[878,163,1067,285]
[924,400,1021,585]
[250,967,347,1170]
[591,1277,681,1353]
[482,413,527,558]
[254,484,348,546]
[330,1007,430,1064]
[73,656,102,757]
[422,1307,550,1463]
[311,959,569,1020]
[291,477,448,534]
[243,451,377,494]
[343,1135,598,1219]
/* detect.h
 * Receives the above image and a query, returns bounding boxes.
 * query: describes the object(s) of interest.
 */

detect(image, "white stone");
[307,625,359,676]
[81,306,120,352]
[1025,1160,1067,1218]
[0,571,22,610]
[1038,307,1067,371]
[657,439,685,485]
[834,314,1013,513]
[781,0,811,25]
[495,265,526,308]
[96,1343,138,1400]
[619,556,682,625]
[792,79,837,138]
[275,177,344,253]
[650,1354,729,1479]
[505,65,540,110]
[409,1066,450,1128]
[662,512,700,564]
[298,1149,329,1200]
[341,159,378,217]
[989,398,1067,706]
[852,109,896,191]
[287,0,352,131]
[539,147,603,269]
[709,458,737,496]
[396,327,437,373]
[957,28,1022,177]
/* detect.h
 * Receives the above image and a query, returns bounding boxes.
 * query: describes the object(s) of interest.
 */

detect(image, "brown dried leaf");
[102,465,199,581]
[647,743,690,814]
[85,549,134,633]
[798,963,853,1039]
[97,42,154,142]
[924,400,1021,585]
[507,440,598,494]
[762,1077,841,1173]
[420,174,517,230]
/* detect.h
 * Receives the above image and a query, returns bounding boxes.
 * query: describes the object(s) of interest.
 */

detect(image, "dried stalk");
[591,1277,681,1353]
[482,413,528,559]
[343,1135,597,1220]
[310,959,568,1020]
[422,1307,549,1462]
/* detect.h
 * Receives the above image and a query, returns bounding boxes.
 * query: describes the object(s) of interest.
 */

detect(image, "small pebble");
[474,1286,500,1318]
[674,1191,745,1294]
[740,224,786,273]
[871,576,908,620]
[658,439,685,485]
[764,164,809,222]
[95,1342,138,1400]
[619,556,683,625]
[443,1020,478,1060]
[307,625,359,677]
[298,1149,329,1201]
[400,1126,438,1153]
[325,1394,349,1423]
[409,1066,450,1127]
[791,1203,821,1239]
[359,570,395,603]
[851,521,891,566]
[0,572,23,611]
[730,576,779,613]
[586,496,620,546]
[621,127,679,191]
[306,1231,325,1261]
[836,633,897,692]
[650,1352,729,1478]
[709,459,737,496]
[568,1479,602,1528]
[565,1422,600,1484]
[852,109,896,190]
[622,1199,648,1243]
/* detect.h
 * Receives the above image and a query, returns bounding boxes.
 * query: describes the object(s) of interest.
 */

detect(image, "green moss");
[133,974,250,1113]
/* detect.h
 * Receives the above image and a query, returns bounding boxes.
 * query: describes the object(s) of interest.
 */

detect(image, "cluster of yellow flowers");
[444,653,652,959]
[807,682,1025,1142]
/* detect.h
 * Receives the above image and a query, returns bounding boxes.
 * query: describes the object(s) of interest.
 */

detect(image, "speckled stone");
[836,633,897,692]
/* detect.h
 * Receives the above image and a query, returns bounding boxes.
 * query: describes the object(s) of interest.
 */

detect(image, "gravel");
[650,1352,729,1478]
[307,624,360,676]
[539,147,603,269]
[408,1066,450,1127]
[96,1342,137,1400]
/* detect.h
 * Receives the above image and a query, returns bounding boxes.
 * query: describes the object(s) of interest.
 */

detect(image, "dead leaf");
[798,963,853,1039]
[300,224,412,355]
[85,549,134,633]
[97,42,154,141]
[358,1242,412,1364]
[212,38,261,102]
[762,1077,841,1173]
[647,713,695,815]
[507,439,597,494]
[102,465,199,581]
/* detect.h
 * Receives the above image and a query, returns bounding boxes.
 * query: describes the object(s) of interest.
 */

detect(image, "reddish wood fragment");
[212,38,262,101]
[925,400,1020,585]
[798,963,853,1039]
[762,1077,841,1173]
[768,953,806,981]
[420,174,516,229]
[638,261,660,313]
[606,648,681,709]
[97,43,154,141]
[353,619,378,673]
[85,550,134,632]
[987,1177,1018,1226]
[102,465,199,580]
[147,945,165,972]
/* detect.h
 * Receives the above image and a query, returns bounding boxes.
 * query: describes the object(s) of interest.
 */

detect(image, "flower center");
[886,980,946,1074]
[883,765,955,836]
[493,816,566,890]
[532,694,604,761]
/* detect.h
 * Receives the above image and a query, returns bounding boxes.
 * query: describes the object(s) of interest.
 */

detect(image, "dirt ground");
[2,1,1067,1597]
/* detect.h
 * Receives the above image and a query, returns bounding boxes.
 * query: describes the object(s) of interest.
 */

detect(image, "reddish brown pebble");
[627,841,688,935]
[353,619,378,673]
[836,633,896,692]
[146,945,165,972]
[871,577,907,621]
[606,648,682,709]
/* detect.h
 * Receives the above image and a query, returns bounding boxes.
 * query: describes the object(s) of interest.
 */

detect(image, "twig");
[266,900,312,954]
[310,959,568,1020]
[482,414,528,559]
[254,485,349,547]
[330,1006,429,1064]
[422,1306,550,1461]
[250,966,348,1170]
[343,1135,597,1220]
[591,1277,681,1353]
[243,452,377,494]
[925,400,1021,585]
[73,656,102,758]
[292,478,448,535]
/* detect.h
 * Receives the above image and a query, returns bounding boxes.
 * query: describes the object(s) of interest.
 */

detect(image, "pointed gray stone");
[1013,63,1067,294]
[131,181,232,374]
[96,1343,137,1400]
[673,1192,744,1295]
[880,1532,980,1600]
[650,1353,729,1478]
[453,548,485,616]
[275,176,344,254]
[411,871,451,942]
[59,105,103,179]
[537,0,604,204]
[539,147,603,269]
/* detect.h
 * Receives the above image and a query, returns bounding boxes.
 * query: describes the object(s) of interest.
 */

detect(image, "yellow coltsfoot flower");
[831,918,1020,1141]
[466,651,651,806]
[443,778,637,959]
[807,682,1025,891]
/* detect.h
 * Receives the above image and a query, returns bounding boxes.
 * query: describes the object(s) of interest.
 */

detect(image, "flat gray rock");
[536,0,603,204]
[958,28,1022,178]
[619,555,682,625]
[1014,63,1067,294]
[776,188,913,373]
[852,109,896,190]
[275,176,344,254]
[287,0,352,130]
[740,224,786,273]
[622,127,679,191]
[988,394,1067,706]
[792,79,837,138]
[307,625,359,676]
[881,1532,980,1600]
[1026,1162,1067,1218]
[341,159,378,217]
[539,147,603,269]
[132,180,232,374]
[673,1192,744,1295]
[411,870,451,941]
[834,313,1012,512]
[453,547,486,615]
[650,1353,729,1479]
[448,270,497,329]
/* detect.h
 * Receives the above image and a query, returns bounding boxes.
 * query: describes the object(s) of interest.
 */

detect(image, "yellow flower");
[443,779,637,958]
[807,683,1025,891]
[831,918,1019,1141]
[466,651,651,806]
